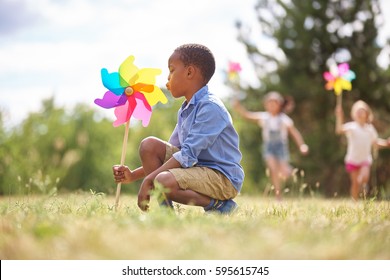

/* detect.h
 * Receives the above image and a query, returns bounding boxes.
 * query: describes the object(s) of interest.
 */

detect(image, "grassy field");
[0,192,389,260]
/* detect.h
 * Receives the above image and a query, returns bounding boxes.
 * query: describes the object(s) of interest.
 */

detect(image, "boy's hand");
[138,178,153,211]
[112,165,132,184]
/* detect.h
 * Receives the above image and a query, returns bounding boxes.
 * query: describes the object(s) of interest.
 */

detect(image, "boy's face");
[166,51,188,99]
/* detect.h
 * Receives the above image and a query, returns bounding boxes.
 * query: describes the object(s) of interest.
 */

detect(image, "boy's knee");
[155,172,178,195]
[155,171,171,187]
[139,136,161,156]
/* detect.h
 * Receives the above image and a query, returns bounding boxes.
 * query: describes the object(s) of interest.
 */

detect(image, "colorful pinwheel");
[94,55,167,127]
[226,61,247,100]
[227,61,242,85]
[94,55,167,209]
[323,62,356,105]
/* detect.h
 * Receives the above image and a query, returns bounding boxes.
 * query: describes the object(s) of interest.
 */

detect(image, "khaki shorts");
[164,142,238,200]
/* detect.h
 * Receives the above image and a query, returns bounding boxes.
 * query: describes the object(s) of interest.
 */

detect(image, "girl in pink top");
[335,100,378,200]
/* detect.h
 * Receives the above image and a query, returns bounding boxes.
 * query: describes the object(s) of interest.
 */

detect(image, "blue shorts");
[262,141,290,162]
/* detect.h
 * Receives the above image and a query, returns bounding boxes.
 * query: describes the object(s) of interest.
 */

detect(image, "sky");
[0,0,389,129]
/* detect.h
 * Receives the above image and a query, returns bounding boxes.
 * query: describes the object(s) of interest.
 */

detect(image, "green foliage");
[234,0,390,196]
[0,94,181,195]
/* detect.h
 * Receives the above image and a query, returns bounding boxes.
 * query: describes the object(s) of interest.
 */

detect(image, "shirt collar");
[182,85,209,109]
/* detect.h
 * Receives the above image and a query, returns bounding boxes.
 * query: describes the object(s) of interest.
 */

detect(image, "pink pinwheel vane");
[94,55,167,127]
[323,62,356,96]
[227,61,242,84]
[94,55,167,209]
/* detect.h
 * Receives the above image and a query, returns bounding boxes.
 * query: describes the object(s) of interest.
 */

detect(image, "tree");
[234,0,390,197]
[0,92,180,195]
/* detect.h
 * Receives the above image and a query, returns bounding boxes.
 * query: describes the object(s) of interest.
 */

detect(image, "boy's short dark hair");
[174,44,216,84]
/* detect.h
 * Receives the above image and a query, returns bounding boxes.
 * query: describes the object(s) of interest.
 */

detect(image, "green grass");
[0,192,389,260]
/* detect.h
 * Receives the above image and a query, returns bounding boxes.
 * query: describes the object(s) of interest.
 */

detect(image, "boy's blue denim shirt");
[169,85,244,192]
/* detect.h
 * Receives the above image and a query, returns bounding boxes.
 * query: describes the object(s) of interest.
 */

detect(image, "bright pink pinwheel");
[94,55,167,127]
[323,62,356,96]
[94,55,167,209]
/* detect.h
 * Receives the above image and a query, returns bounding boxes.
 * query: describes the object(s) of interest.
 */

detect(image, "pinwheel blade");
[132,83,155,93]
[118,55,139,87]
[228,61,242,72]
[343,70,356,82]
[337,63,350,76]
[133,92,152,127]
[101,69,125,95]
[94,91,127,109]
[323,72,335,82]
[325,80,335,91]
[113,98,136,127]
[134,68,161,85]
[329,64,339,77]
[142,86,168,107]
[334,79,343,95]
[340,79,352,91]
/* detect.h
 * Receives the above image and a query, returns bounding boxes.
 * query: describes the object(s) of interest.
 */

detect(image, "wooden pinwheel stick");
[115,120,130,210]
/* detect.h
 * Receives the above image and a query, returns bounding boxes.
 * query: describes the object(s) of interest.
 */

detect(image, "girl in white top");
[233,91,308,199]
[335,100,378,200]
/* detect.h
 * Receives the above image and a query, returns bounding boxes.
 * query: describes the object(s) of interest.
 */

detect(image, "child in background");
[232,92,308,199]
[113,44,244,214]
[335,100,379,200]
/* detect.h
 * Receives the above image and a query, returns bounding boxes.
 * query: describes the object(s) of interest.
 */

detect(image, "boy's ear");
[187,65,196,78]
